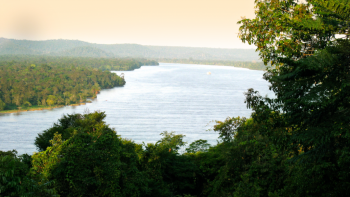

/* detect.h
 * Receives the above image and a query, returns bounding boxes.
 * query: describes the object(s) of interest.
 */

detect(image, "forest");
[0,55,159,71]
[1,0,350,196]
[0,56,158,111]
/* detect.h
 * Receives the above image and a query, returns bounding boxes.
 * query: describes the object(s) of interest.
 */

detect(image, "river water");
[0,63,273,154]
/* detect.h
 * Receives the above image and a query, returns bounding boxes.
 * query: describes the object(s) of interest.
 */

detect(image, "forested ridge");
[0,56,158,111]
[1,0,350,196]
[0,38,260,61]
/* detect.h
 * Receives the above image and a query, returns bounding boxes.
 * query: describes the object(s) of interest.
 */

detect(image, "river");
[0,63,274,154]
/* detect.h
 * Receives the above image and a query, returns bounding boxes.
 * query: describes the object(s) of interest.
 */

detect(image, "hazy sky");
[0,0,256,48]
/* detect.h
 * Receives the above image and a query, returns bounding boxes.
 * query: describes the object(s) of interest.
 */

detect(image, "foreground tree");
[31,112,148,197]
[239,0,350,195]
[0,150,56,196]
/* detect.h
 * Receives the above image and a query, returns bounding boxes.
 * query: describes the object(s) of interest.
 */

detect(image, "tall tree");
[239,0,350,195]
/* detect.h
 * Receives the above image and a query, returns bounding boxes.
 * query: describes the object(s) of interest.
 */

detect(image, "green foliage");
[0,150,27,196]
[0,55,159,71]
[0,150,57,197]
[199,117,287,197]
[31,111,151,197]
[46,95,56,106]
[22,101,32,108]
[138,132,202,196]
[49,129,123,196]
[34,113,82,151]
[0,56,127,111]
[157,131,187,153]
[3,2,350,193]
[213,116,247,143]
[186,139,211,153]
[238,0,350,196]
[0,99,5,110]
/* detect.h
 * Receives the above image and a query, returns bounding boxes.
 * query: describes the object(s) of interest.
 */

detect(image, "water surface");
[0,63,273,154]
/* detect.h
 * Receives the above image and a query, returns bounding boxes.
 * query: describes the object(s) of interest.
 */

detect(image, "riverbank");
[0,103,89,114]
[158,59,268,71]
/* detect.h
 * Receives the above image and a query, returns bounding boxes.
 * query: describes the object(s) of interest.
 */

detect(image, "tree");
[46,95,57,106]
[186,139,211,153]
[34,113,82,151]
[0,150,28,196]
[41,98,46,106]
[22,101,32,108]
[238,0,350,195]
[213,116,246,143]
[91,83,101,95]
[0,150,56,197]
[32,111,147,197]
[0,99,5,110]
[139,132,200,196]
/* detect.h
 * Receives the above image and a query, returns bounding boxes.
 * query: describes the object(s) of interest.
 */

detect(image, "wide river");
[0,63,274,154]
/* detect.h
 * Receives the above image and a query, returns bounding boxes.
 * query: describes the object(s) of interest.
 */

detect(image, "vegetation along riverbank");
[0,56,158,113]
[159,58,267,70]
[1,0,350,196]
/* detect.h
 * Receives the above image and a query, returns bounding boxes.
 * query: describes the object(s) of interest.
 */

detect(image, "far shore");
[158,61,267,71]
[0,102,90,114]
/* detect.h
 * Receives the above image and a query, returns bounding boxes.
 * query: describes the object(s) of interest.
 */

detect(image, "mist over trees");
[0,38,260,61]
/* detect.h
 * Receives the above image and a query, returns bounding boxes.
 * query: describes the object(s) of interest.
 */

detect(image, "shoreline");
[158,61,266,71]
[159,62,259,71]
[0,103,88,114]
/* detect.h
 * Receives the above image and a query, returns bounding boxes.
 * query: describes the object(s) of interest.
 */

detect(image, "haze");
[0,0,256,48]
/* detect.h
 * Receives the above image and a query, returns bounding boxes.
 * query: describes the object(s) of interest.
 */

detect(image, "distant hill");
[0,38,260,61]
[54,46,114,58]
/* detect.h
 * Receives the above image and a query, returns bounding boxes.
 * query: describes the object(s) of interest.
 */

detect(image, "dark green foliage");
[50,127,123,196]
[186,140,211,153]
[0,150,27,196]
[139,132,198,196]
[217,117,287,196]
[118,139,151,197]
[31,113,203,197]
[34,113,104,151]
[0,150,57,197]
[237,0,350,196]
[31,112,150,197]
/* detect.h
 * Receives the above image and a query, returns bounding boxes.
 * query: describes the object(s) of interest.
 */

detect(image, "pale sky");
[0,0,256,48]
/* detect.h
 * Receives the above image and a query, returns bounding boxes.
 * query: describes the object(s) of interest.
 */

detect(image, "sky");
[0,0,256,48]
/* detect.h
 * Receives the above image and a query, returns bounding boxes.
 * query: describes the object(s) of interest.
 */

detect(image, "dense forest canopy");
[0,55,159,71]
[0,56,158,111]
[1,0,350,196]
